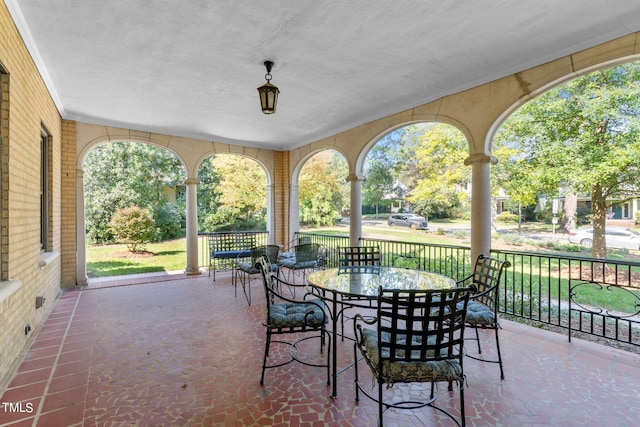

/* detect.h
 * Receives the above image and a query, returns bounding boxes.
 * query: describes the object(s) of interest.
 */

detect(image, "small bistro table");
[306,266,457,397]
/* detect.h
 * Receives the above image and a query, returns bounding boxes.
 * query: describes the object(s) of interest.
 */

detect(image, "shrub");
[560,243,583,252]
[496,211,519,222]
[109,206,156,252]
[501,233,527,246]
[451,230,469,239]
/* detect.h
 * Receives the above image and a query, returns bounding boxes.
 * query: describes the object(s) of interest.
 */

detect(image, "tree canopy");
[495,61,640,257]
[197,155,267,231]
[84,142,185,244]
[299,151,348,226]
[405,123,470,219]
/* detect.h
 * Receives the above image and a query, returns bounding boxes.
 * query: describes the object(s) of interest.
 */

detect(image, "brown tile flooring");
[1,270,640,427]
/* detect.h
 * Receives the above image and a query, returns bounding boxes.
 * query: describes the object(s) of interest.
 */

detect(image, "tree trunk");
[591,184,607,259]
[561,193,577,232]
[491,197,498,233]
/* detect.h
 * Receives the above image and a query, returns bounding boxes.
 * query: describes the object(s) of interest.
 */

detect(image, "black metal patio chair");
[354,286,472,427]
[277,242,322,284]
[456,253,511,379]
[338,245,381,338]
[233,244,280,305]
[257,255,331,386]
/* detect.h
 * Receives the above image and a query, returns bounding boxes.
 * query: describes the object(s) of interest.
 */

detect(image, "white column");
[266,184,275,244]
[465,154,495,261]
[184,178,201,275]
[347,174,364,246]
[75,169,88,286]
[289,184,300,244]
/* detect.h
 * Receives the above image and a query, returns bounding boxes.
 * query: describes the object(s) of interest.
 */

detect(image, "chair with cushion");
[456,253,511,379]
[257,255,331,386]
[354,286,472,427]
[278,242,321,284]
[234,244,280,305]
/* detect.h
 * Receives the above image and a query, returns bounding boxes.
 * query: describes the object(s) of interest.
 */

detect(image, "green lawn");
[86,239,186,277]
[86,220,636,278]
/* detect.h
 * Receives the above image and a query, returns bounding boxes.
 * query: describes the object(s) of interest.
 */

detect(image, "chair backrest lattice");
[376,287,472,366]
[294,243,321,263]
[257,255,278,304]
[298,236,312,246]
[339,246,381,267]
[466,254,511,309]
[246,245,280,270]
[263,244,280,263]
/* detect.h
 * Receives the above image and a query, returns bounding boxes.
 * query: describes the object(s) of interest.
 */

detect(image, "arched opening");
[297,150,349,231]
[362,122,470,228]
[492,59,640,259]
[83,140,187,278]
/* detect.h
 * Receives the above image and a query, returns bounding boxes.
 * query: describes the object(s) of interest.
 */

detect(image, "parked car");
[568,226,640,250]
[387,213,429,230]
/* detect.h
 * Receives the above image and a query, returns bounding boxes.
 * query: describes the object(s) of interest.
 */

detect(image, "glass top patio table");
[307,266,456,298]
[306,266,457,398]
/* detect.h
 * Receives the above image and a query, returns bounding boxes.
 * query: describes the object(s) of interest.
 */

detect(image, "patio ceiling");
[6,1,640,150]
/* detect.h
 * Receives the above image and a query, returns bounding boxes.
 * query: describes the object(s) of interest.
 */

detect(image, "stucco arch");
[77,136,188,176]
[196,152,276,246]
[290,146,349,187]
[196,152,273,187]
[285,147,349,244]
[486,54,640,150]
[74,122,281,281]
[354,117,472,177]
[76,123,277,180]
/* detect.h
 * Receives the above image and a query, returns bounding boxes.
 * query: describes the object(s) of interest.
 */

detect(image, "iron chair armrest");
[352,313,379,345]
[456,275,482,297]
[455,274,473,287]
[267,274,327,318]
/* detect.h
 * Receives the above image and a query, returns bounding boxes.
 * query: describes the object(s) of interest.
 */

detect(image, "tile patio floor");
[1,270,639,426]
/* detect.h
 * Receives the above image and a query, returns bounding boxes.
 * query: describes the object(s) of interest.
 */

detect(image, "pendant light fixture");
[257,61,279,114]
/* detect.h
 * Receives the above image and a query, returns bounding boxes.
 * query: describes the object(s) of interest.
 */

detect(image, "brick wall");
[273,150,289,246]
[60,120,77,287]
[0,3,65,390]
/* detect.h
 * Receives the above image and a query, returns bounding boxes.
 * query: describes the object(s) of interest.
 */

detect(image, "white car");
[568,226,640,250]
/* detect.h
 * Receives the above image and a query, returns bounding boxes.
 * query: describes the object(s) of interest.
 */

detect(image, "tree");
[363,133,403,217]
[406,123,471,219]
[211,155,267,230]
[495,61,640,257]
[196,156,222,231]
[299,151,348,226]
[84,142,185,243]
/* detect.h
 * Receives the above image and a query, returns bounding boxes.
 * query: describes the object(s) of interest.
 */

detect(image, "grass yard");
[86,239,186,277]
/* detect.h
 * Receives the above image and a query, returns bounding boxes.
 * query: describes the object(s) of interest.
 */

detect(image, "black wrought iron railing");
[294,231,640,349]
[196,230,640,348]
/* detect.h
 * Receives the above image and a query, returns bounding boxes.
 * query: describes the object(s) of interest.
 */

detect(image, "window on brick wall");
[40,130,52,252]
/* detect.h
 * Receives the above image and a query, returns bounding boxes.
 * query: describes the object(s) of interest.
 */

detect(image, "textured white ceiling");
[6,0,640,150]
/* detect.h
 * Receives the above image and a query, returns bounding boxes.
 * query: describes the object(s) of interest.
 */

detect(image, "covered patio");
[2,3,640,425]
[1,271,638,426]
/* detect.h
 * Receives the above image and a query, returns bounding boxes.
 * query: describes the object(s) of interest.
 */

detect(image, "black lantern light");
[257,61,279,114]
